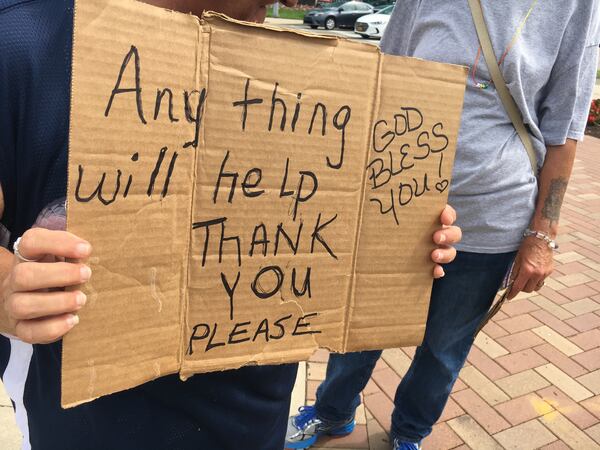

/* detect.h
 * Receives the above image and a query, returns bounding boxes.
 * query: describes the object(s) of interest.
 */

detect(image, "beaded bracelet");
[523,228,559,250]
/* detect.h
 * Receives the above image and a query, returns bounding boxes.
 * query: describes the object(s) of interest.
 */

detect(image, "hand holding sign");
[1,229,91,344]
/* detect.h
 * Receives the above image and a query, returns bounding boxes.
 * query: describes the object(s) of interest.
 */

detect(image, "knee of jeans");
[425,312,482,350]
[421,334,473,374]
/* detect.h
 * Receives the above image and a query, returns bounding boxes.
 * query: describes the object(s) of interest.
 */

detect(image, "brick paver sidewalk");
[289,136,600,450]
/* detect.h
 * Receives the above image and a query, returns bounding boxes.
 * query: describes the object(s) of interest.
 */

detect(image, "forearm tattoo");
[542,177,568,225]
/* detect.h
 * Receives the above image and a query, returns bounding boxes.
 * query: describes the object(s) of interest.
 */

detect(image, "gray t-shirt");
[381,0,600,253]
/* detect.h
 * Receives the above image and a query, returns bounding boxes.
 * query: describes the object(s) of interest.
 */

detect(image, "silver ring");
[13,237,40,263]
[536,280,546,290]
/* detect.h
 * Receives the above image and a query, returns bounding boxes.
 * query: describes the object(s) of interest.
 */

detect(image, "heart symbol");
[435,179,449,193]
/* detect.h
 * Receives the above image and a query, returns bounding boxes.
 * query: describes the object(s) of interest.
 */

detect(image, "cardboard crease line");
[178,17,207,372]
[341,50,384,352]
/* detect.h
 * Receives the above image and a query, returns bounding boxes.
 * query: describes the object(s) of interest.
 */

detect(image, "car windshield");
[378,5,394,14]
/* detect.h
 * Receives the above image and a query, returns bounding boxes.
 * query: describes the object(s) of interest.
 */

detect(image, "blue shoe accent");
[285,405,355,449]
[285,435,317,449]
[293,405,318,430]
[393,438,422,450]
[327,420,355,436]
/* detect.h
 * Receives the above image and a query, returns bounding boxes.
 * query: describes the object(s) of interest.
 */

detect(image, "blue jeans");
[314,251,516,442]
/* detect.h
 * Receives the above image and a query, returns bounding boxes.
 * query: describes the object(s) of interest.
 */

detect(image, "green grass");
[597,69,600,79]
[266,6,306,20]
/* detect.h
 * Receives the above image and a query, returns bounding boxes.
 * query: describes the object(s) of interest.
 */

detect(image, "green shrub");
[266,6,306,20]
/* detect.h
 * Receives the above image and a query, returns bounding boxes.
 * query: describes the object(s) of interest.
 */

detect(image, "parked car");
[304,1,374,30]
[354,4,394,38]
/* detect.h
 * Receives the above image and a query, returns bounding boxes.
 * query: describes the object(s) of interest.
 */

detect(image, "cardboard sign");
[63,0,467,407]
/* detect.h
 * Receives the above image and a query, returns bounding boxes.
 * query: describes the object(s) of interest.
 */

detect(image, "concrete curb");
[265,17,303,26]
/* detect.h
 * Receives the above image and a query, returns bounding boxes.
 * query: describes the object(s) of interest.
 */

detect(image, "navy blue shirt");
[0,1,297,449]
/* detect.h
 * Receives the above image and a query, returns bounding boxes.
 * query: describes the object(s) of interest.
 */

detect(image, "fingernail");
[67,315,80,327]
[76,292,87,307]
[440,268,445,277]
[435,251,442,261]
[76,242,91,256]
[438,234,446,243]
[80,266,92,281]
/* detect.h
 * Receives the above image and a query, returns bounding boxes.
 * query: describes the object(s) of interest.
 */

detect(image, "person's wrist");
[529,217,558,239]
[523,228,558,250]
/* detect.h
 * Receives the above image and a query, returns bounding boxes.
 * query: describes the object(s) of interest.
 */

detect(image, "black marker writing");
[310,213,338,260]
[105,45,146,124]
[187,312,320,354]
[75,166,122,206]
[291,267,312,299]
[232,78,264,131]
[154,88,179,122]
[251,265,285,299]
[221,271,241,321]
[183,88,207,149]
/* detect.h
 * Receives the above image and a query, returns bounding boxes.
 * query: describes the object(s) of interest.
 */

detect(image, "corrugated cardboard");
[64,0,467,407]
